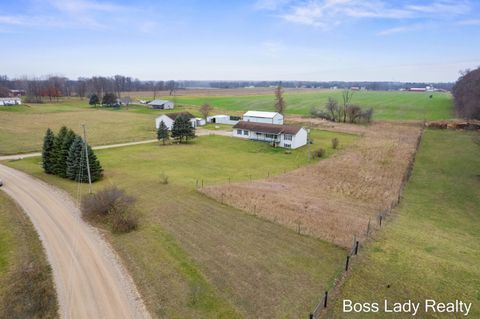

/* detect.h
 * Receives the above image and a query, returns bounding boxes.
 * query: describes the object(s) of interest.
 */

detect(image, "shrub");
[81,186,138,233]
[111,212,138,233]
[331,137,339,149]
[159,173,169,184]
[313,148,326,158]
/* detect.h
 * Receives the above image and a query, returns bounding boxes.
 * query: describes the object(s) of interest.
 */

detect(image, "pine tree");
[66,136,103,182]
[66,135,83,181]
[89,94,99,107]
[42,128,56,174]
[55,129,76,178]
[157,120,169,145]
[171,116,195,143]
[52,126,68,176]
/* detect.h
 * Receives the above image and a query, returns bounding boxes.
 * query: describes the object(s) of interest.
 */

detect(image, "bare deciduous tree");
[274,84,286,114]
[199,103,213,119]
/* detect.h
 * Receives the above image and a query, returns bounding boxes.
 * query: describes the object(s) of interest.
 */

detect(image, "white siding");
[155,115,174,129]
[242,113,284,124]
[232,129,250,139]
[207,115,240,125]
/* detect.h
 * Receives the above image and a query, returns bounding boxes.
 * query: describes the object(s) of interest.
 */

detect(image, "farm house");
[242,111,283,125]
[206,114,241,125]
[232,121,307,149]
[148,99,174,109]
[155,112,199,129]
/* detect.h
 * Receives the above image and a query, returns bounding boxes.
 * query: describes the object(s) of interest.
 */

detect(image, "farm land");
[1,88,478,318]
[0,88,452,155]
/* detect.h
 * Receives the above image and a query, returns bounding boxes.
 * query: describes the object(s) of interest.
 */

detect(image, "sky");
[0,0,479,82]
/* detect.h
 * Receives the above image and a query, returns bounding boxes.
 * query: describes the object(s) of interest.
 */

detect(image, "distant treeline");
[0,74,453,102]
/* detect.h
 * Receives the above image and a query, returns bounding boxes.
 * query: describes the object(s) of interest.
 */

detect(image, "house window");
[237,129,242,135]
[265,134,276,139]
[243,130,249,135]
[284,134,293,141]
[284,143,291,148]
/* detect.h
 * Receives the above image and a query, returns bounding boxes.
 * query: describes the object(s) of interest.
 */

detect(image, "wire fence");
[309,128,424,319]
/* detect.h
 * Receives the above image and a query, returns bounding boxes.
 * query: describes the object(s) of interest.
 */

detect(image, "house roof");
[158,112,195,121]
[148,99,172,105]
[243,111,282,118]
[233,121,303,135]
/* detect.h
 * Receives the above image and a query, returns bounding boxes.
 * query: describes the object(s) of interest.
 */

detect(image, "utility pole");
[81,124,93,194]
[307,128,311,161]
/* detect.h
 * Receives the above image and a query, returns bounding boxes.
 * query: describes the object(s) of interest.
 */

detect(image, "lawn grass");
[326,130,480,318]
[4,133,356,318]
[0,191,58,318]
[157,90,453,121]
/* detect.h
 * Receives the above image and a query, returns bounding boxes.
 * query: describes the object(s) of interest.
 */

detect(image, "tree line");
[452,67,480,120]
[42,127,103,182]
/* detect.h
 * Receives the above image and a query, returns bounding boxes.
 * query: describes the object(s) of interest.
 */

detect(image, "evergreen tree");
[171,116,195,143]
[42,128,56,174]
[156,120,169,145]
[56,129,76,178]
[102,93,117,107]
[52,126,68,176]
[66,136,103,182]
[89,94,99,107]
[66,135,83,180]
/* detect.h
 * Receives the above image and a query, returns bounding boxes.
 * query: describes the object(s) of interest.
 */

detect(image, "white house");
[206,114,241,125]
[155,112,197,130]
[242,111,283,125]
[232,121,307,149]
[0,97,21,106]
[148,99,174,109]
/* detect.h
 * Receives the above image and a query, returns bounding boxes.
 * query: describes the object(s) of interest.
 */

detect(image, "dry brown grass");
[201,121,423,248]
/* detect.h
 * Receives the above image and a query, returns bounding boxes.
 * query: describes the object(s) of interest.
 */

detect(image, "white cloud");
[457,19,480,25]
[377,24,426,36]
[261,40,286,57]
[260,0,472,30]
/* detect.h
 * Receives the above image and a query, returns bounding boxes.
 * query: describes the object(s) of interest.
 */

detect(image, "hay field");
[201,122,423,248]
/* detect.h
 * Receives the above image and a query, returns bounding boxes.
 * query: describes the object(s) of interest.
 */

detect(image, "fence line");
[309,127,425,319]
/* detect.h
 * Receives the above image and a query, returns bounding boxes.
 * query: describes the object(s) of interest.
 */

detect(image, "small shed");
[206,115,241,125]
[148,99,174,109]
[155,112,196,129]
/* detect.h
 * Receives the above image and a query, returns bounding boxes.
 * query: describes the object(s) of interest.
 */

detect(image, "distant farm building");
[155,112,202,130]
[207,115,241,125]
[0,97,21,106]
[9,89,26,97]
[409,87,427,92]
[148,99,174,109]
[242,111,284,125]
[232,121,307,149]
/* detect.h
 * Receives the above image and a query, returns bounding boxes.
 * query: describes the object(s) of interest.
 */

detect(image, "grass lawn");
[326,130,480,318]
[0,100,207,155]
[157,90,454,121]
[0,191,58,318]
[4,132,357,318]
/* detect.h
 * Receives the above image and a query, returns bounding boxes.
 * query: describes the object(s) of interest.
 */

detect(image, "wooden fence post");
[324,291,328,308]
[345,255,350,271]
[309,314,314,319]
[201,179,204,188]
[379,215,383,227]
[355,241,359,255]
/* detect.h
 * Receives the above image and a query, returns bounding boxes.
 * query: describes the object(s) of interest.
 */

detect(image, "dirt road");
[0,164,151,319]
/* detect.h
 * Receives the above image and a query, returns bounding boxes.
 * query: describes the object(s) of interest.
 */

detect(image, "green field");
[159,90,453,120]
[4,132,357,318]
[0,191,58,318]
[0,90,453,155]
[327,130,480,318]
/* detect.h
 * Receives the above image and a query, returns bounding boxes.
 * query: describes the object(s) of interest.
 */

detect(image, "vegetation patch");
[326,130,480,318]
[0,192,58,318]
[202,122,422,248]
